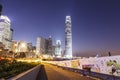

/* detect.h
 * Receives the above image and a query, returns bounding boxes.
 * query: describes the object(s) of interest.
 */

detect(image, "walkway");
[37,63,97,80]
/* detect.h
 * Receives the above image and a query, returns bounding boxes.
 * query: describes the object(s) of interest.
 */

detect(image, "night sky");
[1,0,120,57]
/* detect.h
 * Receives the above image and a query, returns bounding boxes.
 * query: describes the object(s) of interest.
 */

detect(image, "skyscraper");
[36,36,46,55]
[0,15,13,50]
[0,4,2,16]
[65,16,72,58]
[55,40,62,57]
[36,36,53,56]
[47,36,53,55]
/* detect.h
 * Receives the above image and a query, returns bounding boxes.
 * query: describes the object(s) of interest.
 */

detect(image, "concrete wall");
[47,56,120,76]
[8,65,41,80]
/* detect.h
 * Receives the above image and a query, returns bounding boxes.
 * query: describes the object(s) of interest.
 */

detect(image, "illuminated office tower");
[36,36,53,55]
[36,37,45,55]
[55,40,62,57]
[0,15,13,50]
[65,16,72,58]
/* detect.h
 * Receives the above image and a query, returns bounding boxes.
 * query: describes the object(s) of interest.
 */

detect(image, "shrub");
[0,59,39,79]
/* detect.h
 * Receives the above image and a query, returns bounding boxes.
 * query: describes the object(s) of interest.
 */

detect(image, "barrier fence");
[46,55,120,80]
[48,63,120,80]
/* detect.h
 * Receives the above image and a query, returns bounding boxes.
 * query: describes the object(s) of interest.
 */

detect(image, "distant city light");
[21,42,26,48]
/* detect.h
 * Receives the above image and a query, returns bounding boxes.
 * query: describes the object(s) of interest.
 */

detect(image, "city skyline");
[1,0,120,56]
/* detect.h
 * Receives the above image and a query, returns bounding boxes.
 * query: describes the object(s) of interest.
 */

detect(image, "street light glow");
[21,42,26,48]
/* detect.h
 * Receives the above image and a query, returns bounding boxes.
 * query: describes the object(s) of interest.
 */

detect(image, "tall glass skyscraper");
[65,16,72,58]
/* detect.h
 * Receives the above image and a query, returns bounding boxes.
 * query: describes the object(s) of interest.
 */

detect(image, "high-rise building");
[36,36,53,56]
[0,15,13,51]
[65,16,72,58]
[0,4,2,16]
[47,36,53,55]
[27,43,33,52]
[36,36,46,55]
[55,40,62,57]
[10,28,13,40]
[52,45,55,56]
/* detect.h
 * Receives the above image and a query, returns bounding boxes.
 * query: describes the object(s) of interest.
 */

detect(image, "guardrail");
[8,65,41,80]
[51,64,120,80]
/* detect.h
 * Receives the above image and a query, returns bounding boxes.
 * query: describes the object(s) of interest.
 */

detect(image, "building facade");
[17,41,28,53]
[11,40,17,53]
[55,40,62,57]
[65,16,72,58]
[47,36,53,55]
[0,15,13,51]
[36,37,46,55]
[12,40,36,58]
[36,36,53,56]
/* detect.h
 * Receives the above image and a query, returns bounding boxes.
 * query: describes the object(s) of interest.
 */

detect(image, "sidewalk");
[37,63,97,80]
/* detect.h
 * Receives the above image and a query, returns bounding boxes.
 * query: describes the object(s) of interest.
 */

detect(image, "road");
[37,63,98,80]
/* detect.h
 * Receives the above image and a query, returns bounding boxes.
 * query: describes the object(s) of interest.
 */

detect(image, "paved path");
[37,63,98,80]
